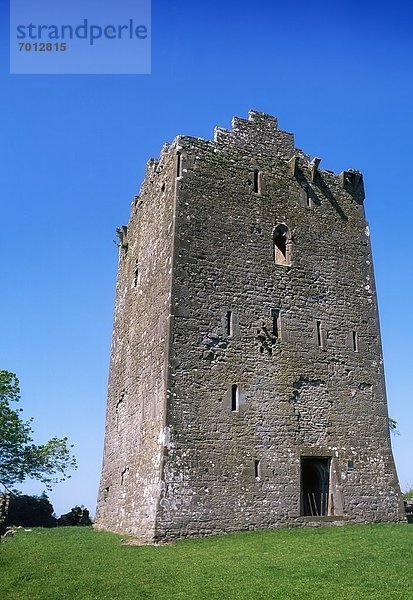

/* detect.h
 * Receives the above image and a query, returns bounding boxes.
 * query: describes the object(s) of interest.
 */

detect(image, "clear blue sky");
[1,0,412,516]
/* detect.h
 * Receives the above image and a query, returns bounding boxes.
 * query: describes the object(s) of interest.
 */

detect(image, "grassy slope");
[1,524,412,599]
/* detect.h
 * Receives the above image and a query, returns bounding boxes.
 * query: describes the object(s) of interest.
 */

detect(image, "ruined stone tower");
[95,110,404,541]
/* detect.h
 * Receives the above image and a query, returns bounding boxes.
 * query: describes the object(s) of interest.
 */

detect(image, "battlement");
[150,111,365,210]
[143,112,364,204]
[226,108,279,130]
[172,110,363,197]
[213,109,297,159]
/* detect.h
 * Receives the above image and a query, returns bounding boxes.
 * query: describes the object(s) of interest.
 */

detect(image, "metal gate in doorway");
[301,457,331,517]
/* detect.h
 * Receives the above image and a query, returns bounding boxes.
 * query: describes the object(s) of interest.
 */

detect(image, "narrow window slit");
[253,169,262,194]
[231,384,239,412]
[316,320,322,347]
[133,259,139,287]
[271,308,280,339]
[352,331,358,352]
[176,153,182,178]
[254,460,261,479]
[226,311,233,336]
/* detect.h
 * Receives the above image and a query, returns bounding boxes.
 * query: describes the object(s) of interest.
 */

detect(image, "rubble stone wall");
[95,145,177,538]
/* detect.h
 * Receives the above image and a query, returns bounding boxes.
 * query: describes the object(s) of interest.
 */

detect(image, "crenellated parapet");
[140,110,365,210]
[214,109,297,159]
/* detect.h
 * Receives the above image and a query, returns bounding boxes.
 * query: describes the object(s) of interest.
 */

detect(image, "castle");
[95,110,404,541]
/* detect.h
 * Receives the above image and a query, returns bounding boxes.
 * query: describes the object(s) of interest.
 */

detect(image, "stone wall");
[95,144,177,538]
[96,110,404,541]
[0,494,10,537]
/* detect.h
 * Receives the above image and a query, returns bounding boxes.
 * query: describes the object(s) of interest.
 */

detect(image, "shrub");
[402,487,413,502]
[7,493,57,527]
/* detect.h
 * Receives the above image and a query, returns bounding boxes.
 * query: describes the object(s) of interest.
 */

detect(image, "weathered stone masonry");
[95,110,405,541]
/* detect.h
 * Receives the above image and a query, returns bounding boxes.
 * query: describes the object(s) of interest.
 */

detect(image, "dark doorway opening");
[301,457,330,516]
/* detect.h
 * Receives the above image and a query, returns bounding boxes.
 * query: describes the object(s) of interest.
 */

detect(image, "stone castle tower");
[95,110,404,541]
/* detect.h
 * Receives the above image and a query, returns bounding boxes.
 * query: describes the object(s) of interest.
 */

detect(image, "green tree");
[0,370,77,492]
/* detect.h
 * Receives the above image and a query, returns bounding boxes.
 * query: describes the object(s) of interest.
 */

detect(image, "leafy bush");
[402,487,413,502]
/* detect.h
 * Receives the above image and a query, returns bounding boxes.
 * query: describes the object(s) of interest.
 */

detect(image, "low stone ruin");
[57,506,92,526]
[0,494,10,538]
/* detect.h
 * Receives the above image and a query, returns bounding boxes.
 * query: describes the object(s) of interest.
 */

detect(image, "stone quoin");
[95,110,405,541]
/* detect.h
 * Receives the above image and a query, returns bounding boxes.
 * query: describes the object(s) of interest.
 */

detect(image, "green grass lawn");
[1,523,412,599]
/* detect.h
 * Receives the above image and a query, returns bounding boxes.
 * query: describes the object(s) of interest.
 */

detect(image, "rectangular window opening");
[347,460,354,472]
[254,459,261,479]
[176,153,182,178]
[231,384,239,412]
[352,331,358,352]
